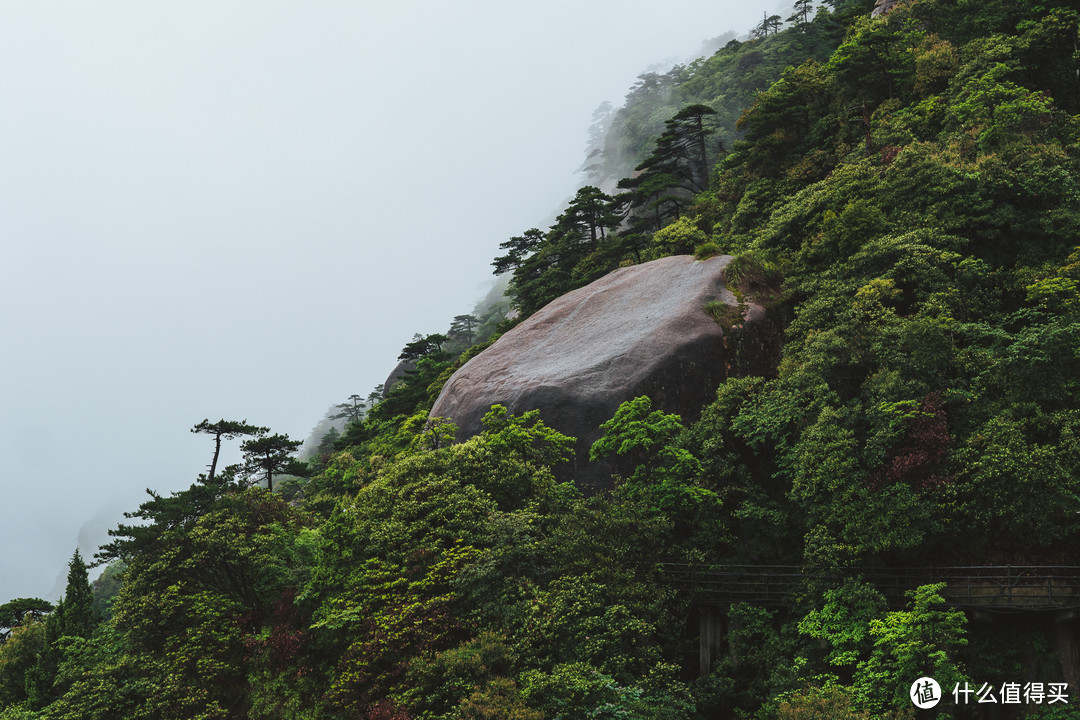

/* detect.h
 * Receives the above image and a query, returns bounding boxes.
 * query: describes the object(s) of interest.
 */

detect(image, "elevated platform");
[663,564,1080,612]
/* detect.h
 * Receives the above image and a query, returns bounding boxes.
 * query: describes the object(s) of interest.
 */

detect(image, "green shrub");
[724,251,783,299]
[704,299,745,328]
[776,685,871,720]
[694,242,723,260]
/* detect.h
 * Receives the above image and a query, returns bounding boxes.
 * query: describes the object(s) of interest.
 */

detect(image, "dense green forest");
[5,0,1080,716]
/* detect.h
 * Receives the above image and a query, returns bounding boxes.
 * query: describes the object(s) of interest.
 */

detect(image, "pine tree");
[617,104,721,232]
[240,433,304,493]
[449,314,480,347]
[787,0,815,28]
[366,385,384,411]
[752,11,784,37]
[398,333,450,362]
[0,598,53,641]
[555,186,621,247]
[316,426,341,456]
[191,419,269,481]
[492,228,545,276]
[61,549,99,639]
[24,599,62,710]
[24,550,99,710]
[331,395,366,424]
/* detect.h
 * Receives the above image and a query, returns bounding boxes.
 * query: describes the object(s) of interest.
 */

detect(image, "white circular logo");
[910,677,942,709]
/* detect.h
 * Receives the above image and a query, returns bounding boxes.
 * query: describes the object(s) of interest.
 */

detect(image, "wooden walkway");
[662,564,1080,612]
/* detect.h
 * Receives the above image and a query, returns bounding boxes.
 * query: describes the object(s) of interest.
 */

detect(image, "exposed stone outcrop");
[383,359,415,395]
[430,254,770,489]
[871,0,902,17]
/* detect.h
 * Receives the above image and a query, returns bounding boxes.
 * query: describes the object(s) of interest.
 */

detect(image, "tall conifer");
[61,549,98,639]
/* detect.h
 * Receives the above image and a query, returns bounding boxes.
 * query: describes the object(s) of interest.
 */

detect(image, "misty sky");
[0,1,771,600]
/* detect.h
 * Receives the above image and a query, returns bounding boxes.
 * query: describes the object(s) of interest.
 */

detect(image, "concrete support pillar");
[1053,610,1078,696]
[699,605,725,677]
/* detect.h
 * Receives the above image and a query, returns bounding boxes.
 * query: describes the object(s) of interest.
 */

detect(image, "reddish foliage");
[266,630,304,669]
[406,548,437,578]
[871,392,950,490]
[880,144,901,164]
[242,587,307,670]
[238,608,260,635]
[366,699,412,720]
[240,489,294,526]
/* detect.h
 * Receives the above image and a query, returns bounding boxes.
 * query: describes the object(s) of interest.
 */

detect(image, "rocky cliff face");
[429,254,768,489]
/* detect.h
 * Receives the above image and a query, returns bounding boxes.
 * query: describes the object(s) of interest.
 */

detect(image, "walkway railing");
[661,564,1080,612]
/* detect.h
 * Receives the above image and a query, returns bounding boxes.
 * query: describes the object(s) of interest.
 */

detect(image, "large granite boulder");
[383,358,415,395]
[429,254,766,489]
